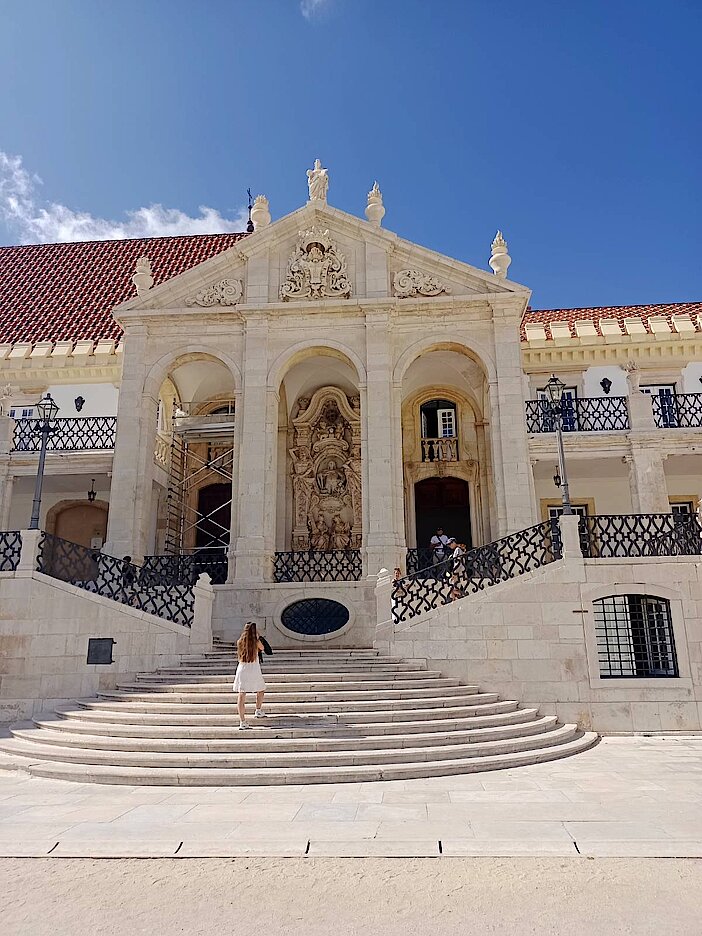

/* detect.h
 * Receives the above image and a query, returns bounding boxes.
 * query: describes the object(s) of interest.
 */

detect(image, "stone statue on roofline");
[307,159,329,202]
[0,384,15,417]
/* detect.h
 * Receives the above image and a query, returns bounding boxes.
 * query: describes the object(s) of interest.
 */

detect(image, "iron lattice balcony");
[651,393,702,429]
[36,533,194,626]
[142,552,229,586]
[274,550,362,582]
[0,531,21,571]
[580,513,702,558]
[525,397,630,433]
[11,416,117,452]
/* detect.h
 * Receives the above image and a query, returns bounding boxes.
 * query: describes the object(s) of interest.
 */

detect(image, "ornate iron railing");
[37,534,193,626]
[651,393,702,429]
[525,397,629,433]
[12,416,117,452]
[274,550,363,582]
[581,514,702,559]
[392,521,560,624]
[406,547,446,575]
[421,437,458,462]
[0,531,22,572]
[142,552,228,586]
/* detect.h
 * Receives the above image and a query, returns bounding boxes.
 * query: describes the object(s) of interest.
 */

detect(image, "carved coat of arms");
[280,228,352,301]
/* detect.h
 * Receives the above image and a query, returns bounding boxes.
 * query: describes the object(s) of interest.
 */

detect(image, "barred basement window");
[593,595,678,678]
[281,599,350,636]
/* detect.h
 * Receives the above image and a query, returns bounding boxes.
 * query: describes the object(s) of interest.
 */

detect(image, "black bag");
[258,635,273,663]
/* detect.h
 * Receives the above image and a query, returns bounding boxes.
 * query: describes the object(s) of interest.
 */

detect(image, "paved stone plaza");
[0,736,701,858]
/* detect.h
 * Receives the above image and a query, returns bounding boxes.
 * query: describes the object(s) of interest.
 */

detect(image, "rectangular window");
[594,594,678,678]
[436,408,456,438]
[642,384,678,428]
[670,501,694,516]
[537,387,578,431]
[547,504,589,519]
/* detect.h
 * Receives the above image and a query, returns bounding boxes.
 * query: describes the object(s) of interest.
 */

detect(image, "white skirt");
[233,660,266,693]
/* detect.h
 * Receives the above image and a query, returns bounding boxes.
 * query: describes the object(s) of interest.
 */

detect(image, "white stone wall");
[376,557,702,734]
[0,571,197,721]
[212,580,377,649]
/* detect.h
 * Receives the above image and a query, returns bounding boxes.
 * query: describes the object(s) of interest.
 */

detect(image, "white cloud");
[300,0,328,20]
[0,151,247,244]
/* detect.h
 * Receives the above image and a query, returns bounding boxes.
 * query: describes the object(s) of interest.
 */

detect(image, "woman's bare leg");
[237,692,247,723]
[255,690,265,711]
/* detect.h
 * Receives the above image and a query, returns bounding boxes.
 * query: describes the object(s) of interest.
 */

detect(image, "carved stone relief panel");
[280,228,352,301]
[393,269,451,299]
[289,387,361,551]
[186,278,243,307]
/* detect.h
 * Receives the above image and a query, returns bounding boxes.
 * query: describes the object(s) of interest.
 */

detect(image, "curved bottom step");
[2,731,599,785]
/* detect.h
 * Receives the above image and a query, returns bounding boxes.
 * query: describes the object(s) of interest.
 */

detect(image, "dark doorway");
[415,477,471,550]
[195,483,231,551]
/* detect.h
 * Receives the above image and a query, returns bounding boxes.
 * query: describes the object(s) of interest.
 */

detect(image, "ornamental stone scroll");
[393,269,451,299]
[185,278,244,307]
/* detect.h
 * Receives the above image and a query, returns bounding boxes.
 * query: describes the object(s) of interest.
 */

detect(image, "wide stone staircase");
[0,645,597,784]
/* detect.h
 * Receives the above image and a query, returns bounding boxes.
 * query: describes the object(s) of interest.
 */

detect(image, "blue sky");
[0,0,700,309]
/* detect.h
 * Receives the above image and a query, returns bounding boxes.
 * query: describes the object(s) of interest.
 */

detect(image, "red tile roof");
[0,232,247,344]
[521,302,702,340]
[0,234,699,347]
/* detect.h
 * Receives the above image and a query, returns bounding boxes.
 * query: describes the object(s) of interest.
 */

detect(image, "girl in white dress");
[233,621,267,730]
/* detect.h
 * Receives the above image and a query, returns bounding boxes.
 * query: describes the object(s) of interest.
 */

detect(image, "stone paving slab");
[0,738,700,858]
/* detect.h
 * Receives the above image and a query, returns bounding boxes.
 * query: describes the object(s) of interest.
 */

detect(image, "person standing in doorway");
[233,621,267,730]
[430,527,450,564]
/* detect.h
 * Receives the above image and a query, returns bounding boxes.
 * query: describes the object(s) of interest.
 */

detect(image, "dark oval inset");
[280,598,350,636]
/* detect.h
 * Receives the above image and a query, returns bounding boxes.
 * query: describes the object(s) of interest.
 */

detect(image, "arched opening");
[414,477,471,553]
[400,344,494,548]
[195,482,231,552]
[155,354,237,558]
[46,500,109,549]
[274,349,361,556]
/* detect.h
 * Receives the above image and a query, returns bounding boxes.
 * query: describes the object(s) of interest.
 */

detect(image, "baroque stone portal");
[290,387,361,551]
[280,228,352,301]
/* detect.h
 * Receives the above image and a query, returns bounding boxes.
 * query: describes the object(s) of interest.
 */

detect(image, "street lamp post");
[545,375,573,516]
[28,393,59,530]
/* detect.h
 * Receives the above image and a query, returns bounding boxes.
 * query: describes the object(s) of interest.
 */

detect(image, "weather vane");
[246,188,254,233]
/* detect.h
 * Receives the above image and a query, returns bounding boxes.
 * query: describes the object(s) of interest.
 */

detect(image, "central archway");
[414,477,471,552]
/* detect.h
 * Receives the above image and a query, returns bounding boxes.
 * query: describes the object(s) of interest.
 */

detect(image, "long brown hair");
[237,622,259,663]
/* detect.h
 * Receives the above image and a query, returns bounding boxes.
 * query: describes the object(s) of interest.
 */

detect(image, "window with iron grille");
[593,595,678,678]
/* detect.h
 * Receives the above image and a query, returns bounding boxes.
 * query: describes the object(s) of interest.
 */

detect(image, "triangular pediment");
[114,201,528,317]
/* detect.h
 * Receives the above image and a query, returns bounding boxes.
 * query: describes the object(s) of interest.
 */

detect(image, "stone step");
[70,696,519,722]
[137,670,443,683]
[23,714,559,752]
[0,732,599,785]
[0,645,598,785]
[90,690,501,713]
[47,704,538,736]
[127,677,462,693]
[3,723,581,769]
[109,682,472,702]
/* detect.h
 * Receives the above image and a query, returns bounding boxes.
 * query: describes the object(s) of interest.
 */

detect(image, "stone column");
[0,415,14,530]
[490,299,537,535]
[231,314,271,582]
[103,327,158,561]
[625,449,670,514]
[364,311,405,576]
[626,365,656,430]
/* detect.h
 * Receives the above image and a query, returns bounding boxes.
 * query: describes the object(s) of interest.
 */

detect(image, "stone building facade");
[1,163,701,653]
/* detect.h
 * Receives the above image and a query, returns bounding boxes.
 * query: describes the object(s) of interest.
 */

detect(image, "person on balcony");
[233,621,267,730]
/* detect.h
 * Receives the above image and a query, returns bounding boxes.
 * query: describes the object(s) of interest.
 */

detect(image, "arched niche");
[288,386,362,551]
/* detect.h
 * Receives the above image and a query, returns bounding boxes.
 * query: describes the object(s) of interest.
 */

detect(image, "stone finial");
[0,383,15,416]
[624,359,641,393]
[307,158,329,203]
[250,194,271,230]
[365,181,385,227]
[132,257,154,295]
[489,230,511,278]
